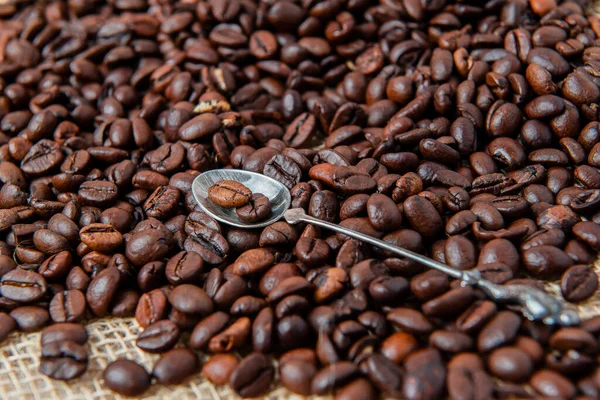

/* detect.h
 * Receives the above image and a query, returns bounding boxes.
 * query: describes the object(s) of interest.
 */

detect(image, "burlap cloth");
[1,257,599,400]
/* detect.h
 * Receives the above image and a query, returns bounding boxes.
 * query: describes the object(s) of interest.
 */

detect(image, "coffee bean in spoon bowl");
[236,193,272,223]
[208,180,252,208]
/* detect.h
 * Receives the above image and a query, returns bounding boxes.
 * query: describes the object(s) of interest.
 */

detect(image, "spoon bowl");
[192,169,291,229]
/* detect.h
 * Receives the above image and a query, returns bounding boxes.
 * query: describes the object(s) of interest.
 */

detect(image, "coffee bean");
[365,354,403,396]
[10,306,50,332]
[189,312,230,350]
[335,378,378,400]
[284,113,316,148]
[41,323,88,346]
[33,229,70,254]
[560,264,598,302]
[294,238,329,267]
[144,186,180,220]
[549,328,597,354]
[229,353,274,397]
[366,194,402,232]
[136,320,180,353]
[80,223,123,253]
[279,359,316,396]
[86,267,121,317]
[208,180,252,208]
[387,308,432,335]
[203,354,239,385]
[488,346,533,382]
[423,286,475,317]
[49,290,86,323]
[477,311,522,353]
[403,348,446,400]
[39,340,88,380]
[103,359,151,397]
[523,245,573,278]
[233,248,275,276]
[430,330,474,353]
[168,284,213,316]
[152,348,199,385]
[79,181,119,207]
[165,251,204,286]
[403,195,443,239]
[0,312,16,343]
[236,193,271,223]
[135,289,168,328]
[312,361,358,395]
[263,155,302,190]
[530,369,576,399]
[1,269,47,303]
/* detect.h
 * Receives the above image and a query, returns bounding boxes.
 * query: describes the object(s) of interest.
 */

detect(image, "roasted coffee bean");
[78,181,119,207]
[186,308,227,346]
[152,348,199,385]
[279,359,317,396]
[523,245,573,278]
[422,287,475,317]
[10,306,50,332]
[168,284,213,316]
[478,311,522,353]
[430,330,474,353]
[165,251,204,286]
[312,361,358,395]
[236,193,271,223]
[560,264,598,303]
[335,378,378,400]
[136,320,180,353]
[364,354,403,396]
[366,194,402,232]
[33,230,70,255]
[530,369,576,399]
[1,269,47,303]
[135,289,168,328]
[264,155,302,189]
[233,248,275,276]
[403,195,443,239]
[208,180,252,208]
[49,290,86,323]
[86,267,121,317]
[80,224,123,253]
[0,312,16,343]
[103,360,151,397]
[39,340,88,381]
[203,354,239,385]
[294,238,329,267]
[260,221,298,247]
[229,353,274,398]
[488,346,533,382]
[207,316,250,353]
[39,324,87,349]
[403,348,446,400]
[387,308,432,335]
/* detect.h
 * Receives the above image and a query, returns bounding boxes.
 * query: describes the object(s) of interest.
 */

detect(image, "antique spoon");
[192,169,580,326]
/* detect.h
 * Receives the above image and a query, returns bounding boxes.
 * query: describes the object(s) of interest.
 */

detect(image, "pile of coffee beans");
[208,179,272,222]
[1,0,600,398]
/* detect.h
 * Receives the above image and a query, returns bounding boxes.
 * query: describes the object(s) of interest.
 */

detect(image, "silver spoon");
[192,169,580,326]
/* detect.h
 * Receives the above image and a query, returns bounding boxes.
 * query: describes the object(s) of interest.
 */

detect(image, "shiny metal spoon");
[192,169,580,326]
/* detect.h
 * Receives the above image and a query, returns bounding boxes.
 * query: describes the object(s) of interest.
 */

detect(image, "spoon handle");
[283,208,579,326]
[285,208,464,280]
